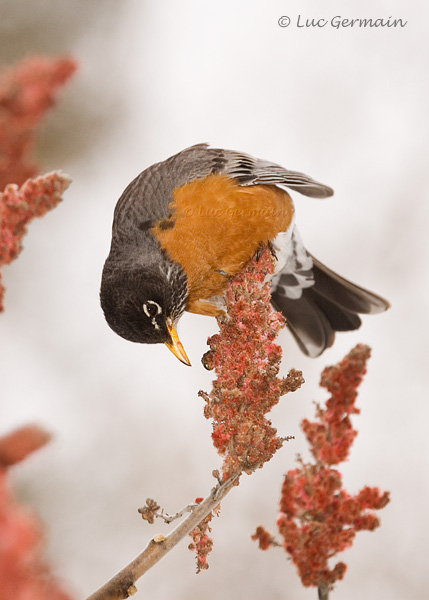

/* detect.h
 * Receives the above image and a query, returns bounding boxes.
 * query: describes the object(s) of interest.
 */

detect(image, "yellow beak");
[165,319,191,366]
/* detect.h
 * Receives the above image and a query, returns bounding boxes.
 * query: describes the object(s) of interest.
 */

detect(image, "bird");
[100,143,389,365]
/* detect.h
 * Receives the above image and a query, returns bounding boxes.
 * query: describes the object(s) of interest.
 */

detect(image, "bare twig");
[318,584,330,600]
[84,474,240,600]
[155,503,197,524]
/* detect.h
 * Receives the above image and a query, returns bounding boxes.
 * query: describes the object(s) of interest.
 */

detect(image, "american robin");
[100,144,389,365]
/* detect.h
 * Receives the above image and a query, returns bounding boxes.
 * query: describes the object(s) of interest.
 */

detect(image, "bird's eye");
[143,300,162,318]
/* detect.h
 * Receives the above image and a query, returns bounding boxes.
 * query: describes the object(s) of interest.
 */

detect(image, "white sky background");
[1,1,428,598]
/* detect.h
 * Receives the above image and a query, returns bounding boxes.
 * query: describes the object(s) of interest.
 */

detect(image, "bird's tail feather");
[271,255,390,357]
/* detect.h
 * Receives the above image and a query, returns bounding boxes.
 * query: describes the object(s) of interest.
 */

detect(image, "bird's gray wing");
[172,143,334,198]
[219,147,334,198]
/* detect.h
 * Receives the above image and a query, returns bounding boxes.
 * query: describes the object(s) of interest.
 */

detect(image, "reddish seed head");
[0,430,73,598]
[0,55,77,190]
[0,171,71,310]
[200,246,303,480]
[254,345,390,591]
[275,346,390,589]
[0,425,51,469]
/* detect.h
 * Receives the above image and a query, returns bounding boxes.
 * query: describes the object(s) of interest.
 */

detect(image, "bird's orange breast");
[151,174,294,315]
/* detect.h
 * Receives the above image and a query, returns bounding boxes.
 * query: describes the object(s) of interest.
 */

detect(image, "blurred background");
[1,1,427,598]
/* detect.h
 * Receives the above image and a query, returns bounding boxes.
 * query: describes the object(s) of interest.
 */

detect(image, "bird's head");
[100,262,191,365]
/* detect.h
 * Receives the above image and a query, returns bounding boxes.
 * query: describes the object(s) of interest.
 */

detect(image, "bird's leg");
[267,240,278,261]
[256,241,278,262]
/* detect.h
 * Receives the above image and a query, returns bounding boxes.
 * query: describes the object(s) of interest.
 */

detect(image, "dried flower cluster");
[301,344,368,465]
[0,425,52,468]
[138,498,160,525]
[1,55,75,598]
[0,55,77,190]
[0,426,73,599]
[0,55,75,311]
[199,246,304,481]
[253,345,390,592]
[251,525,278,551]
[188,498,219,573]
[0,171,72,310]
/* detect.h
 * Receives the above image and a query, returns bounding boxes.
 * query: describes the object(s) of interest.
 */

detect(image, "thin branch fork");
[84,474,240,600]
